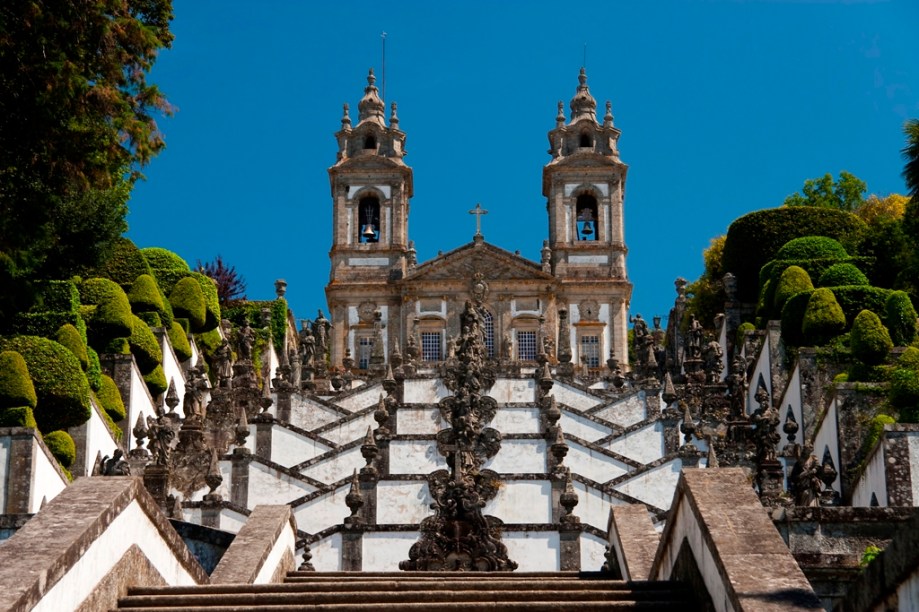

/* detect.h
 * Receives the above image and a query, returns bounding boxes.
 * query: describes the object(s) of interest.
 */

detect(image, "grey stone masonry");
[210,505,297,584]
[608,504,660,580]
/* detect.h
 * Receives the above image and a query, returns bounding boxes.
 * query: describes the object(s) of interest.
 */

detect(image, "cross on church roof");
[468,203,488,237]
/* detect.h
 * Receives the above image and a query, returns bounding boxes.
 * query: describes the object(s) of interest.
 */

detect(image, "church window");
[482,309,495,358]
[363,135,376,149]
[358,196,380,243]
[580,334,600,368]
[421,331,442,362]
[579,133,592,148]
[357,335,373,369]
[517,330,537,362]
[576,194,598,241]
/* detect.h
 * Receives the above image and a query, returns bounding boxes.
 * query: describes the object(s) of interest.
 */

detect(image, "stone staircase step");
[115,603,687,612]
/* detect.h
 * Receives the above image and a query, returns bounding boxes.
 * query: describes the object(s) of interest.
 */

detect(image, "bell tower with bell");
[542,68,632,365]
[326,69,414,366]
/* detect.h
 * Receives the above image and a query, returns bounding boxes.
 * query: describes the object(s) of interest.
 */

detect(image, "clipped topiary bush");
[890,347,919,420]
[96,374,126,421]
[886,291,919,347]
[781,290,814,347]
[191,272,220,332]
[723,207,866,302]
[773,266,814,313]
[56,323,88,371]
[818,263,870,288]
[168,320,193,362]
[0,406,38,428]
[0,336,91,431]
[802,288,846,345]
[899,346,919,370]
[128,273,166,315]
[735,322,755,346]
[95,238,153,291]
[128,314,163,374]
[775,236,850,261]
[136,311,162,328]
[850,310,893,366]
[85,346,102,392]
[100,337,130,355]
[43,430,76,468]
[143,364,168,397]
[30,280,80,313]
[828,286,892,328]
[141,247,191,295]
[0,350,37,409]
[169,277,206,330]
[79,278,133,345]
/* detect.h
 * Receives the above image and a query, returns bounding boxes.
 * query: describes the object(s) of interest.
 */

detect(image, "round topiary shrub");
[0,406,38,428]
[128,314,163,374]
[79,278,133,345]
[0,350,37,409]
[773,266,814,313]
[0,336,91,431]
[128,273,166,316]
[43,430,76,468]
[168,320,193,362]
[141,247,191,295]
[899,346,919,370]
[735,322,756,346]
[191,272,220,332]
[169,277,206,330]
[143,364,168,397]
[802,288,846,345]
[850,310,893,366]
[95,238,153,291]
[722,207,866,302]
[56,323,88,371]
[886,291,919,347]
[775,236,850,261]
[818,263,870,288]
[781,290,814,347]
[96,374,126,421]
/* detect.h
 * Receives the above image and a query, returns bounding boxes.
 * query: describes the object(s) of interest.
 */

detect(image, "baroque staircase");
[114,571,695,611]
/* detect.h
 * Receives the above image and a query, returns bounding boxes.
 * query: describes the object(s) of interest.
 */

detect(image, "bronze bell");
[361,224,377,239]
[581,220,594,237]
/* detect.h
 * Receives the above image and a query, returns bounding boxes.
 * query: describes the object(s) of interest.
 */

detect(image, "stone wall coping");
[0,476,208,611]
[0,426,70,486]
[651,468,822,611]
[210,505,297,584]
[607,504,659,580]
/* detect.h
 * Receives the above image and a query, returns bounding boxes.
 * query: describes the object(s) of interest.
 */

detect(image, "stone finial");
[345,469,364,524]
[299,540,316,571]
[662,371,677,405]
[390,102,399,128]
[539,362,554,393]
[603,100,613,126]
[569,67,597,123]
[358,68,385,126]
[235,409,250,447]
[133,413,148,450]
[550,423,568,468]
[274,279,287,298]
[559,469,580,524]
[341,103,351,130]
[707,441,720,468]
[165,378,179,413]
[361,426,379,475]
[680,402,696,445]
[783,406,799,445]
[556,100,565,127]
[544,395,561,430]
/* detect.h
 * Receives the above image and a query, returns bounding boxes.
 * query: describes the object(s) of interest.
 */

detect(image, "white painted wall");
[217,507,250,534]
[747,337,773,416]
[311,533,343,571]
[564,442,628,484]
[491,408,541,434]
[613,460,682,512]
[377,481,432,524]
[331,383,385,413]
[389,440,447,474]
[287,396,343,431]
[503,531,559,571]
[80,399,120,477]
[573,480,627,533]
[249,462,317,504]
[488,379,536,404]
[362,532,418,570]
[593,392,647,428]
[270,426,330,467]
[580,531,609,572]
[852,441,887,507]
[483,480,552,523]
[293,484,350,534]
[812,399,842,494]
[159,332,187,418]
[548,383,603,411]
[317,412,377,446]
[300,446,364,484]
[0,436,8,511]
[484,439,547,473]
[559,410,612,442]
[895,566,919,612]
[396,407,446,435]
[31,442,67,512]
[402,379,451,404]
[125,358,158,453]
[775,365,803,447]
[253,518,297,584]
[605,422,665,464]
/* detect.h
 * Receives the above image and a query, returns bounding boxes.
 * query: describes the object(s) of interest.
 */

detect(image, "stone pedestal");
[559,525,581,571]
[143,464,169,510]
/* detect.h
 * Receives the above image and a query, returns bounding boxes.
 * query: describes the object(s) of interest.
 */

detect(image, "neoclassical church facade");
[325,68,632,372]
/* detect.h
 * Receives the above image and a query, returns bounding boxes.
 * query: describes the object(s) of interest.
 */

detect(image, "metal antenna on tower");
[381,31,387,101]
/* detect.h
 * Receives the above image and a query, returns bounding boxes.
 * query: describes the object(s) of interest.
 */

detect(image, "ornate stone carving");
[358,301,377,323]
[578,299,599,321]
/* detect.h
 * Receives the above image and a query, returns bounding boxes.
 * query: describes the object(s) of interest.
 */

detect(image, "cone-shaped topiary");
[128,273,166,316]
[850,310,893,365]
[169,276,206,330]
[773,266,814,313]
[96,374,126,421]
[191,272,220,332]
[128,314,162,374]
[0,406,37,428]
[43,430,76,468]
[0,350,37,409]
[79,278,133,345]
[56,323,88,371]
[168,320,193,362]
[802,288,846,345]
[143,364,168,397]
[886,291,919,347]
[818,263,870,288]
[0,336,91,431]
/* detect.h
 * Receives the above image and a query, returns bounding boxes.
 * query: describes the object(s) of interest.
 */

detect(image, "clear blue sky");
[128,0,919,326]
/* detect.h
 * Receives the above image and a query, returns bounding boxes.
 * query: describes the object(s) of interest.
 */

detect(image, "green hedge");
[0,350,37,409]
[143,364,168,397]
[803,288,846,345]
[0,406,37,428]
[86,346,102,392]
[887,291,919,347]
[775,236,850,261]
[735,322,755,346]
[890,347,919,421]
[723,207,866,302]
[168,320,193,362]
[0,336,91,431]
[827,286,892,329]
[96,374,126,421]
[79,278,133,345]
[781,290,814,347]
[136,311,162,328]
[56,323,88,371]
[850,310,892,366]
[100,337,130,355]
[128,273,166,315]
[128,314,162,374]
[12,311,83,340]
[43,430,76,468]
[169,277,206,330]
[191,272,220,332]
[819,263,870,288]
[773,266,814,313]
[95,238,153,291]
[141,247,190,295]
[30,280,80,313]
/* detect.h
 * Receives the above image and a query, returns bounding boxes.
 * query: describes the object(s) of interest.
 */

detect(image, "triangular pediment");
[403,241,553,283]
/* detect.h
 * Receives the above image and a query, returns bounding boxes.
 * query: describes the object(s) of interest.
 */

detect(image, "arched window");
[482,309,495,358]
[358,196,380,243]
[576,194,598,241]
[363,135,376,150]
[579,133,592,148]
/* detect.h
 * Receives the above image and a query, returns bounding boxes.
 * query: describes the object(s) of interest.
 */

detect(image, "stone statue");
[101,449,131,475]
[687,315,703,359]
[300,326,316,367]
[238,321,255,362]
[183,370,205,421]
[727,357,747,417]
[289,348,301,387]
[702,338,723,384]
[312,310,331,359]
[630,313,649,340]
[790,445,822,507]
[502,332,513,361]
[214,339,233,386]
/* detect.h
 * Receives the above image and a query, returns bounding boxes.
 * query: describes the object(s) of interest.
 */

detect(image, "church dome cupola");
[569,68,597,124]
[358,68,386,126]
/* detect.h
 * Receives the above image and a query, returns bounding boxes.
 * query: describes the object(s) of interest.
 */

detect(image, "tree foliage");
[783,171,867,212]
[198,255,247,306]
[0,0,174,279]
[903,119,919,199]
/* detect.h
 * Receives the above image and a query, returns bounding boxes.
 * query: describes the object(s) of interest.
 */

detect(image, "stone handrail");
[650,468,822,612]
[210,504,298,584]
[0,476,207,612]
[607,504,659,580]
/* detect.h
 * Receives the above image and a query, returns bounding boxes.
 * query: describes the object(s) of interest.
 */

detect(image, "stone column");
[5,429,36,514]
[559,524,581,571]
[254,416,273,460]
[230,448,251,508]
